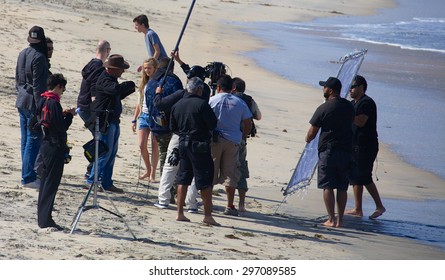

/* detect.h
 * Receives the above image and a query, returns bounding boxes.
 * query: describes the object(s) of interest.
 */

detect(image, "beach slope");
[0,0,444,260]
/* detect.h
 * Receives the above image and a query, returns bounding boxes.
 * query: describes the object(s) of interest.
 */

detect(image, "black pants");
[37,140,65,228]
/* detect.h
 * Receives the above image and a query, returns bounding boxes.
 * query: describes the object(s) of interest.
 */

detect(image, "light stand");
[70,113,137,240]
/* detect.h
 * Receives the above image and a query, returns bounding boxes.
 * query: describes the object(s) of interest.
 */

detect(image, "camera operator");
[37,73,76,230]
[171,50,211,101]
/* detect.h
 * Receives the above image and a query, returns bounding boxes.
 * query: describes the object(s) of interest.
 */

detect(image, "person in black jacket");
[77,40,111,123]
[15,26,49,189]
[170,77,219,226]
[77,40,111,178]
[37,73,76,230]
[86,54,135,193]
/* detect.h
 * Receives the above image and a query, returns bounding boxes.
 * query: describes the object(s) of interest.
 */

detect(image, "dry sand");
[0,0,444,261]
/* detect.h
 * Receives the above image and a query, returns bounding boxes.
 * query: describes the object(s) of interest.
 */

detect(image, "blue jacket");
[145,69,183,133]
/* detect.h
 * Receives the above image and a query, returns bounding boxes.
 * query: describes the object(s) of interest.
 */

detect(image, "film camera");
[204,62,227,91]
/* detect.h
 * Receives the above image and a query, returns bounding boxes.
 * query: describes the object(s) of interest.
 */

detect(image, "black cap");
[187,65,206,81]
[27,26,45,44]
[319,76,342,92]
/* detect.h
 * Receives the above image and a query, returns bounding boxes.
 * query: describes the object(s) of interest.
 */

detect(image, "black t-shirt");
[170,94,217,141]
[352,94,378,147]
[310,97,354,152]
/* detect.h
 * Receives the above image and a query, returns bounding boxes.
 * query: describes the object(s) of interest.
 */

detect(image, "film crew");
[306,77,354,228]
[209,75,252,216]
[346,75,386,219]
[152,71,207,210]
[133,14,168,72]
[170,77,219,225]
[131,58,160,182]
[145,58,183,177]
[231,77,262,212]
[36,73,76,230]
[16,26,49,189]
[86,54,136,193]
[77,40,111,178]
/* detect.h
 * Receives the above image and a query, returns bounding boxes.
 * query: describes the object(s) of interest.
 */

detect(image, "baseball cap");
[319,76,342,92]
[27,26,45,44]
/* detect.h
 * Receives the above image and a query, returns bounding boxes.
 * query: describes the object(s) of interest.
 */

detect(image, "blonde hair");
[139,58,158,95]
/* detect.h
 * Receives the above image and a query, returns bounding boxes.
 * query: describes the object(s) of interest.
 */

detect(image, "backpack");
[29,96,51,136]
[239,93,257,137]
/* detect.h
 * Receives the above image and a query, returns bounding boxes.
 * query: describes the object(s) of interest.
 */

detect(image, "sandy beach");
[1,0,444,264]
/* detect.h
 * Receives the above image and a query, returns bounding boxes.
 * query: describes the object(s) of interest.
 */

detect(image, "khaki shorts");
[211,137,240,187]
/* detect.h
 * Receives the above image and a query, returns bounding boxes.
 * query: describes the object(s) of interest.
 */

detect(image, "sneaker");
[154,202,169,209]
[22,179,40,189]
[40,222,64,231]
[187,208,198,214]
[104,185,123,193]
[223,207,239,216]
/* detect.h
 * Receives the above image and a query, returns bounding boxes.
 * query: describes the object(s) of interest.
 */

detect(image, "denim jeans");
[77,108,91,126]
[18,108,42,184]
[87,122,120,189]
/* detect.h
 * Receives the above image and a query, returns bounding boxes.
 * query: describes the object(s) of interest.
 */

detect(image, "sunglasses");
[350,84,361,89]
[47,47,54,51]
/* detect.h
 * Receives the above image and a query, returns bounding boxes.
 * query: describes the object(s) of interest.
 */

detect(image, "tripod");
[70,113,137,239]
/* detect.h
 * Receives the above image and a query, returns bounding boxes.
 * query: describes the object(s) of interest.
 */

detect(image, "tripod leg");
[100,190,137,240]
[70,183,94,234]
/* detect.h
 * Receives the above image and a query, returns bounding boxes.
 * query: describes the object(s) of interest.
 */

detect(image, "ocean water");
[348,198,445,251]
[234,0,445,252]
[236,0,445,180]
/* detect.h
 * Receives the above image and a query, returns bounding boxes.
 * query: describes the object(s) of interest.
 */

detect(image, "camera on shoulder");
[204,62,226,86]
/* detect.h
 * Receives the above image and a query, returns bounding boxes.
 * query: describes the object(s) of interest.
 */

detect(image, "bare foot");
[176,214,190,222]
[149,175,156,182]
[322,220,336,227]
[369,207,386,219]
[139,173,150,180]
[202,217,221,227]
[335,220,343,228]
[238,205,246,212]
[345,209,363,217]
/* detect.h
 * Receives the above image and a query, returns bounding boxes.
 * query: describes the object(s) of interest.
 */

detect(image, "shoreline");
[1,0,444,261]
[235,0,445,181]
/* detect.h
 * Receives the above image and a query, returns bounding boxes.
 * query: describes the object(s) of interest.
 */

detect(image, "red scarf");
[40,91,60,103]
